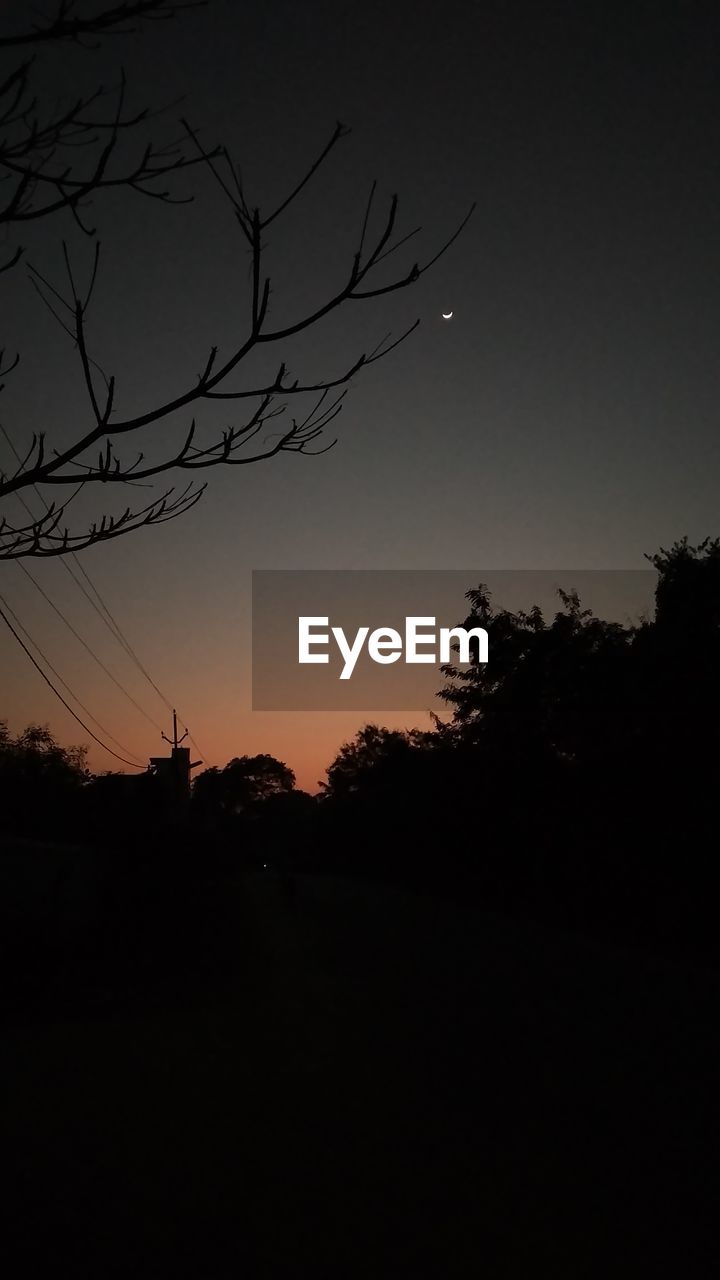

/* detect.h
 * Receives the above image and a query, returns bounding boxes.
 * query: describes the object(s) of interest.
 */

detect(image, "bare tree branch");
[0,3,475,559]
[0,481,205,558]
[0,9,219,258]
[0,2,206,49]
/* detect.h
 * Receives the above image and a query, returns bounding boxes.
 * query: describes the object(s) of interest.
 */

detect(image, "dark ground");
[3,866,719,1277]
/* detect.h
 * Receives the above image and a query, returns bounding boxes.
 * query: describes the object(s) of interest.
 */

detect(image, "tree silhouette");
[0,1,474,559]
[0,0,208,265]
[0,718,89,836]
[649,535,720,637]
[635,536,720,770]
[321,723,428,800]
[438,584,632,768]
[193,753,295,819]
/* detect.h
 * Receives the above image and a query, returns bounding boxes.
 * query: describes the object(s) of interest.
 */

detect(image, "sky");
[1,0,719,790]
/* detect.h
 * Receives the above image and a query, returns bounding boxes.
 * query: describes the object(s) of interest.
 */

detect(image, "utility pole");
[149,709,202,816]
[161,709,188,752]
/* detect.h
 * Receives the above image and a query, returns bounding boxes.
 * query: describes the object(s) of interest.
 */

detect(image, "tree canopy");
[192,753,296,818]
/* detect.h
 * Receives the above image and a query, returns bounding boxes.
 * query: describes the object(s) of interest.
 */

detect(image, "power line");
[0,600,145,770]
[1,422,210,763]
[0,591,145,764]
[67,554,174,707]
[58,554,208,762]
[16,560,165,733]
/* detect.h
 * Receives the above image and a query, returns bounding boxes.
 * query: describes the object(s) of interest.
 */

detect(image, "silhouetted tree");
[438,585,633,769]
[0,1,474,558]
[316,723,455,879]
[0,719,89,836]
[193,753,295,820]
[633,535,720,778]
[321,723,429,800]
[650,535,720,635]
[314,543,720,913]
[79,767,162,840]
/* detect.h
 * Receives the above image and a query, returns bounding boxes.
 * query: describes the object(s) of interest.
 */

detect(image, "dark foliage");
[3,536,720,1023]
[0,720,89,837]
[310,538,720,959]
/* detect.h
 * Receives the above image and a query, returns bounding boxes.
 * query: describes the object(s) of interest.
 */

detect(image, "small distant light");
[263,863,268,869]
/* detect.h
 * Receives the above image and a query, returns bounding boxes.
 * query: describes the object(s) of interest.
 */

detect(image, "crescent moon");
[442,311,453,320]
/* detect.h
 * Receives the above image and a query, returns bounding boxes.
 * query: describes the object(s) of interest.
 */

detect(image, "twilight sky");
[1,0,719,789]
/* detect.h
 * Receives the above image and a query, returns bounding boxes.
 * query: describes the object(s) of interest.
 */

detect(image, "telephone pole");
[161,709,187,752]
[149,709,202,816]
